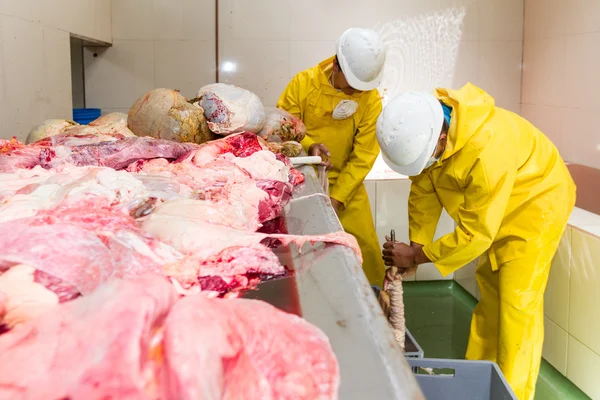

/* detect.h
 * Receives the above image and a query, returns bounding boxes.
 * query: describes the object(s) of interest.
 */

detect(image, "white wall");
[85,0,524,113]
[521,0,600,169]
[0,0,111,141]
[218,0,524,111]
[84,0,216,115]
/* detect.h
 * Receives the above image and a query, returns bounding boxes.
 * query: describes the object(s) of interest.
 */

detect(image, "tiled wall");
[454,207,600,399]
[84,0,524,116]
[218,0,524,110]
[364,179,456,281]
[521,0,600,169]
[84,0,217,115]
[0,1,111,141]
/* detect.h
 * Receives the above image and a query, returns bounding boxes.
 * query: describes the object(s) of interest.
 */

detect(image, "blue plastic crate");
[73,108,101,125]
[409,358,517,400]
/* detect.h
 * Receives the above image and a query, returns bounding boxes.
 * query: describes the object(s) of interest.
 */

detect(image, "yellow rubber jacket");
[409,83,576,276]
[277,57,386,285]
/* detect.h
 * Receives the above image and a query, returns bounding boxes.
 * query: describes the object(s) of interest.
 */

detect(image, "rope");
[384,266,406,351]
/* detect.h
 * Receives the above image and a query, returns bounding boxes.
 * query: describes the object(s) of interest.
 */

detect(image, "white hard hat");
[336,28,386,91]
[376,91,444,176]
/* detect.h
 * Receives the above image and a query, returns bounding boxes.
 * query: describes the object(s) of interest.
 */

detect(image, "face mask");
[332,100,358,120]
[423,154,439,170]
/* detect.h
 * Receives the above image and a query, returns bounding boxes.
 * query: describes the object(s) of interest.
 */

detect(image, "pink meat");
[0,136,198,172]
[0,221,114,295]
[196,245,284,293]
[131,156,292,226]
[256,180,293,223]
[143,217,362,264]
[143,216,361,294]
[162,296,339,400]
[275,153,305,186]
[0,277,340,399]
[0,138,43,171]
[40,137,198,170]
[0,204,177,296]
[182,132,304,186]
[0,275,178,400]
[34,270,80,302]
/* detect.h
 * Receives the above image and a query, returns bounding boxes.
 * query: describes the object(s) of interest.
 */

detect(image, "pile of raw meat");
[0,124,355,398]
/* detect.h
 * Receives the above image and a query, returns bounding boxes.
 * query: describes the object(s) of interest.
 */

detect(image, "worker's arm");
[276,75,316,153]
[422,144,516,276]
[408,173,443,246]
[329,93,381,208]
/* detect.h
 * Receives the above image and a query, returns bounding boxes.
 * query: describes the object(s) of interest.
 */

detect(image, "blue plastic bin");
[73,108,101,125]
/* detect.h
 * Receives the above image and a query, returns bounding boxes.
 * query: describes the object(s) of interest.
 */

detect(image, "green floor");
[403,281,590,400]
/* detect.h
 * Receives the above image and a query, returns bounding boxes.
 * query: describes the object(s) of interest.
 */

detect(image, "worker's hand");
[330,197,343,212]
[382,241,416,269]
[308,143,332,170]
[385,265,418,281]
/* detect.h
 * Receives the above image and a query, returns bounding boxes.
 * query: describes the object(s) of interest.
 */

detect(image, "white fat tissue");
[225,150,289,182]
[0,265,59,329]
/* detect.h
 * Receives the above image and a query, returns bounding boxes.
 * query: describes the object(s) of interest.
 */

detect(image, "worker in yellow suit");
[277,28,387,286]
[377,83,576,400]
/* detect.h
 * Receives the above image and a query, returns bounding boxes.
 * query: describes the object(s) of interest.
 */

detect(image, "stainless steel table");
[245,165,424,400]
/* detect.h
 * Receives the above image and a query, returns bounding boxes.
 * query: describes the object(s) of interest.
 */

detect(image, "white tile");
[84,41,156,110]
[452,0,479,42]
[153,0,215,41]
[289,41,336,78]
[559,108,600,169]
[111,0,154,40]
[219,40,290,108]
[42,27,72,121]
[416,263,453,281]
[218,0,290,41]
[0,16,47,141]
[521,38,566,107]
[375,178,454,282]
[0,0,43,23]
[478,0,523,42]
[154,40,215,100]
[519,104,564,151]
[452,41,479,89]
[504,103,521,114]
[477,41,523,109]
[42,0,112,44]
[375,180,412,247]
[417,210,455,281]
[457,277,477,297]
[569,229,600,355]
[564,32,600,110]
[434,209,455,240]
[88,0,112,43]
[567,336,600,399]
[543,318,569,375]
[523,0,567,40]
[568,207,600,228]
[564,0,600,36]
[357,0,457,29]
[455,258,478,280]
[544,228,571,330]
[289,0,360,42]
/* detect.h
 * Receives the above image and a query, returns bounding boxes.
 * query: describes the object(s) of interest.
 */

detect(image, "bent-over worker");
[277,28,387,286]
[377,83,576,400]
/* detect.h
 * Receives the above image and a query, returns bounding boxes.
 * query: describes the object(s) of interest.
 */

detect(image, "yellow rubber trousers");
[335,183,385,286]
[466,234,563,400]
